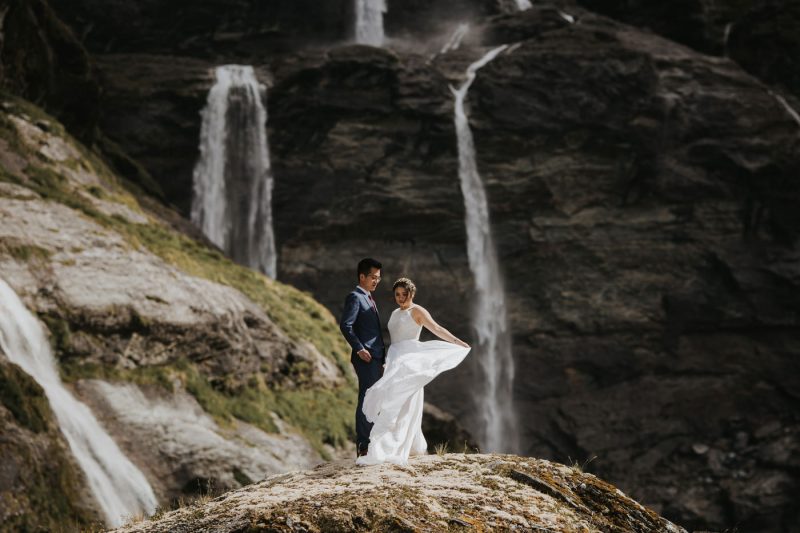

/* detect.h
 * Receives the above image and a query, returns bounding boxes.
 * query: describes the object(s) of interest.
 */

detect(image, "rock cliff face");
[267,11,800,531]
[48,0,501,57]
[0,0,100,141]
[4,1,800,532]
[575,0,800,99]
[115,454,687,533]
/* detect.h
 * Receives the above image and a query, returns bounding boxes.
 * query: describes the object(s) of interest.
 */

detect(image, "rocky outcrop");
[0,96,356,521]
[727,0,800,98]
[115,454,687,533]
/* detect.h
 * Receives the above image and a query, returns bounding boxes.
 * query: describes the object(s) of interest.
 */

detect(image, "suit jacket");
[339,287,386,360]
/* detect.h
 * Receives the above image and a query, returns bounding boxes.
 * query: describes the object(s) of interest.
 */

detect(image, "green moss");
[0,390,99,530]
[179,360,355,456]
[60,357,355,457]
[113,222,353,379]
[39,314,72,356]
[0,360,51,433]
[60,360,176,393]
[0,91,68,137]
[0,237,51,262]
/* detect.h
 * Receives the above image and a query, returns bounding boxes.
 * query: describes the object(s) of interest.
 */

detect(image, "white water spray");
[515,0,533,11]
[450,46,518,453]
[722,22,733,58]
[192,65,277,278]
[0,279,157,527]
[770,91,800,127]
[355,0,386,46]
[441,23,470,54]
[558,10,576,24]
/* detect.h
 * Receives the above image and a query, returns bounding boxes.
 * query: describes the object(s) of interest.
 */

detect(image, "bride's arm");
[411,306,469,348]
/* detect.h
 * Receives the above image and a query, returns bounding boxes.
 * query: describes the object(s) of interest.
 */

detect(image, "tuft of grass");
[568,455,598,474]
[435,442,449,456]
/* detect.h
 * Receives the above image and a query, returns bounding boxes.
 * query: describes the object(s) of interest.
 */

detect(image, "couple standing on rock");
[339,257,471,465]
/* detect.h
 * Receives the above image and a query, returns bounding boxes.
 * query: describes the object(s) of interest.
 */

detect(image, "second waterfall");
[192,65,277,278]
[451,46,519,454]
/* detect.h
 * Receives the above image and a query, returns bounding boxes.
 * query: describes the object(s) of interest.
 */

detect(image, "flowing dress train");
[356,306,470,466]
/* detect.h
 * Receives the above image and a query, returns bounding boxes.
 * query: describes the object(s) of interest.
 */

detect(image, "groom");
[339,257,385,457]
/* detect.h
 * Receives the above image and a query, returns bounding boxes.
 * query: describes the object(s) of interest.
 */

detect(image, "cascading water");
[722,23,733,58]
[191,65,277,278]
[355,0,386,46]
[0,279,157,527]
[440,23,470,55]
[515,0,533,11]
[770,91,800,127]
[450,46,518,453]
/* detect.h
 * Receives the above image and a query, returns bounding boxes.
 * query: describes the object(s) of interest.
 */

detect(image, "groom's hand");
[357,349,372,362]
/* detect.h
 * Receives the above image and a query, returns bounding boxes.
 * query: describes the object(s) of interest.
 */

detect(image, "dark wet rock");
[575,0,800,99]
[48,0,502,57]
[0,0,100,142]
[0,358,99,530]
[422,402,479,453]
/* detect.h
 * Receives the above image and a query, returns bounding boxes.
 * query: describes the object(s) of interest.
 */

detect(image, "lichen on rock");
[114,454,687,533]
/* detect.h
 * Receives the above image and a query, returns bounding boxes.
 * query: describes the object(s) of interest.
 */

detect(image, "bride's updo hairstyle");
[392,277,417,297]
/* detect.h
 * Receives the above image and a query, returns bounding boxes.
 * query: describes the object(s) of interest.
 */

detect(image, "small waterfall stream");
[450,46,519,453]
[355,0,386,46]
[0,279,158,527]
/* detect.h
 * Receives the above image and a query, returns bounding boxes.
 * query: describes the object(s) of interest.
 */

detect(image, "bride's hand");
[454,339,469,348]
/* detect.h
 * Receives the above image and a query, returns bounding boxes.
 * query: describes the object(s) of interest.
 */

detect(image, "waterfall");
[515,0,533,11]
[355,0,386,46]
[770,91,800,127]
[191,65,277,278]
[450,46,518,453]
[558,10,576,24]
[0,279,157,527]
[440,23,470,55]
[722,22,733,58]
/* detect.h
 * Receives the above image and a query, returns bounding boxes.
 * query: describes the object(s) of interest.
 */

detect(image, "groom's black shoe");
[357,444,368,457]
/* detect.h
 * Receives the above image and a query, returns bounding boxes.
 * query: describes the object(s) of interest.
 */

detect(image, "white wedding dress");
[355,305,470,466]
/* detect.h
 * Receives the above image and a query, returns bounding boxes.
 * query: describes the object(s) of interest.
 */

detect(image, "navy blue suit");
[339,287,385,451]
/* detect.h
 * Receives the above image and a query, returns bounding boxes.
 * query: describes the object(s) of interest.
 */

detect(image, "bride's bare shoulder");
[410,304,430,317]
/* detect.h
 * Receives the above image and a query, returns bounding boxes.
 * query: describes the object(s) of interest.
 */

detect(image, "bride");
[356,277,470,466]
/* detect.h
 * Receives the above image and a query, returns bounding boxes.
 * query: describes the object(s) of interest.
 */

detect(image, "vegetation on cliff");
[0,93,355,455]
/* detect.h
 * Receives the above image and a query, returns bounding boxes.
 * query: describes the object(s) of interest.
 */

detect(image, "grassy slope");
[0,93,355,454]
